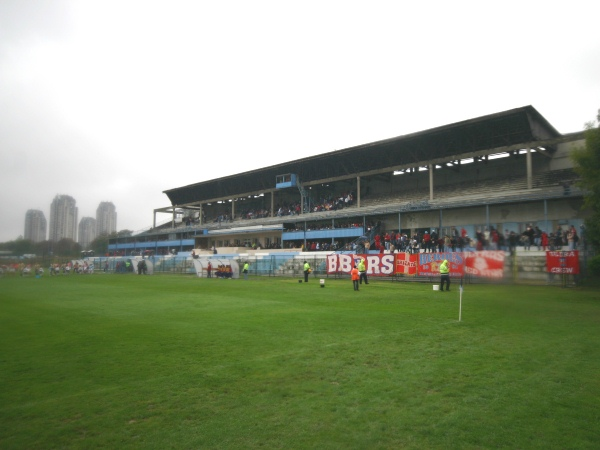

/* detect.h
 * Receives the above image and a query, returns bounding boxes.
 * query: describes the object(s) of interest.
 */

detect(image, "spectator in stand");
[490,227,500,250]
[567,225,577,250]
[475,229,485,251]
[525,224,535,249]
[497,229,505,250]
[374,234,382,251]
[430,230,438,250]
[553,228,563,250]
[450,234,457,252]
[534,226,542,250]
[423,231,431,252]
[541,230,549,251]
[520,232,530,250]
[400,234,408,252]
[460,236,469,251]
[444,235,451,252]
[483,227,490,249]
[411,235,420,254]
[503,230,511,251]
[572,225,580,249]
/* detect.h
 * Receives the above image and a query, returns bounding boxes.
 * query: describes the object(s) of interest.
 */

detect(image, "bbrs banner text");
[327,251,507,278]
[327,254,396,277]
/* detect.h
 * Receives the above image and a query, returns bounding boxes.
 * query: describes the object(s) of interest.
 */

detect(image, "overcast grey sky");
[1,0,598,243]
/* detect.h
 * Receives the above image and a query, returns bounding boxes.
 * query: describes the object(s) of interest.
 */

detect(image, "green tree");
[33,240,54,258]
[0,238,33,256]
[90,234,110,255]
[54,238,81,257]
[572,109,600,251]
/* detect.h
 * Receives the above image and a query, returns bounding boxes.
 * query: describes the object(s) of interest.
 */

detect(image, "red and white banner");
[417,252,466,277]
[463,251,505,278]
[546,251,579,274]
[327,251,506,279]
[327,253,396,277]
[395,253,417,275]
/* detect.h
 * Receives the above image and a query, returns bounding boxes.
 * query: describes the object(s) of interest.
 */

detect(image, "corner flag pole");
[459,277,464,322]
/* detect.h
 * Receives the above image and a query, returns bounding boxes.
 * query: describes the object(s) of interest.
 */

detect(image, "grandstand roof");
[164,105,562,206]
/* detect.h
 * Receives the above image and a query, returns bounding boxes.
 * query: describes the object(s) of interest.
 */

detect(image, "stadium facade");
[108,106,588,256]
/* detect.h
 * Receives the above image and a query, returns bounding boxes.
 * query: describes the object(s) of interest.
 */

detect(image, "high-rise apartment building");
[49,195,78,242]
[78,217,97,249]
[24,209,47,242]
[96,201,117,236]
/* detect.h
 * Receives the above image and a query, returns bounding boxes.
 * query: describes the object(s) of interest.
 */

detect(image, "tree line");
[0,230,132,259]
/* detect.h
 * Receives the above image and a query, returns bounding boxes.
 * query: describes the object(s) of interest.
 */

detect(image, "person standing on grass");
[358,257,368,285]
[351,265,360,291]
[207,261,212,278]
[440,259,450,292]
[243,261,249,280]
[303,261,311,282]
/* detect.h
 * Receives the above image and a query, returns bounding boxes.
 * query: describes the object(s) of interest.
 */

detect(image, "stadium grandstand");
[108,105,588,261]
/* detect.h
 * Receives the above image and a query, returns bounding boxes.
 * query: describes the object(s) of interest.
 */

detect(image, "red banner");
[326,254,396,276]
[546,251,579,274]
[327,251,506,279]
[463,251,505,278]
[395,253,417,275]
[417,252,466,277]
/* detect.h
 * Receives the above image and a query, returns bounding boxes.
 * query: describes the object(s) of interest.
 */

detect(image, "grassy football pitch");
[1,274,599,449]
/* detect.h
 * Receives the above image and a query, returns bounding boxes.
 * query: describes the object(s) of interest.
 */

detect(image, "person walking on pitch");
[351,265,360,291]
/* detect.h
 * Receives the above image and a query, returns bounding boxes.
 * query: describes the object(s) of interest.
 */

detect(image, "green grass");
[1,274,599,449]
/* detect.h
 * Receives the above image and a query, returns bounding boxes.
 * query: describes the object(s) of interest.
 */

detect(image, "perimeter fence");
[3,251,594,287]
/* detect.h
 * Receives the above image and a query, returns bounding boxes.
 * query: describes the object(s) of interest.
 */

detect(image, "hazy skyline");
[1,0,599,242]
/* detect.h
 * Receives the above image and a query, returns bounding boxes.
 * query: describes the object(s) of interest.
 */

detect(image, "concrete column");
[357,176,361,208]
[429,164,434,201]
[526,148,533,189]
